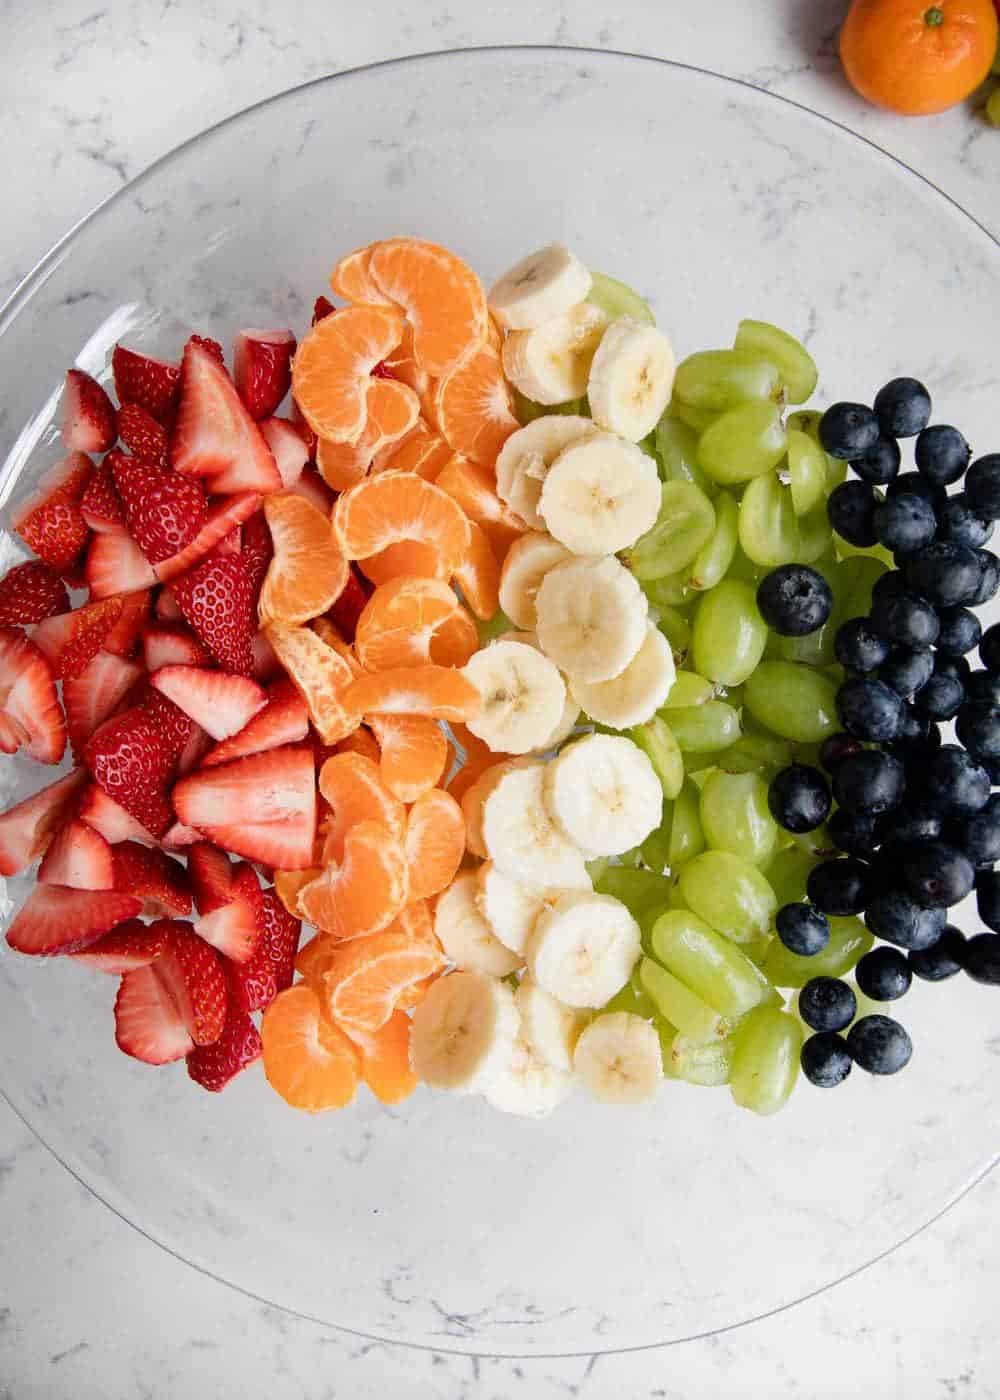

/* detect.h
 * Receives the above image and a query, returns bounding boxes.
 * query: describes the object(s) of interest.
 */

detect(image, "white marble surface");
[2,1,999,1396]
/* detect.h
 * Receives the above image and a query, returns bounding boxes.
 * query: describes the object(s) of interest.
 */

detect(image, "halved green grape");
[697,401,787,485]
[744,662,839,742]
[833,534,895,568]
[661,671,715,709]
[603,969,661,1020]
[738,471,800,567]
[642,574,697,610]
[671,1031,735,1086]
[762,915,873,989]
[691,579,768,686]
[674,349,782,414]
[639,956,734,1040]
[840,555,889,619]
[651,909,771,1018]
[786,428,828,516]
[655,417,717,497]
[741,930,776,969]
[627,481,717,581]
[655,606,692,662]
[726,545,767,587]
[587,269,656,325]
[585,856,611,884]
[714,730,793,777]
[668,777,706,867]
[678,850,778,944]
[788,409,847,489]
[734,319,818,405]
[794,504,833,564]
[629,716,684,800]
[687,490,739,591]
[729,1005,802,1116]
[699,770,778,866]
[672,400,718,435]
[593,867,673,922]
[665,701,740,753]
[640,824,671,876]
[476,611,514,645]
[763,844,820,908]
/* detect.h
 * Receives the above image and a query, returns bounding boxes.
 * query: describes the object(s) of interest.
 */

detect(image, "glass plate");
[1,48,998,1359]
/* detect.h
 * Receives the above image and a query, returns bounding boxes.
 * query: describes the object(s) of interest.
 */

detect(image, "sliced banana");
[461,639,567,755]
[516,977,587,1071]
[434,872,524,977]
[481,761,590,888]
[477,860,589,955]
[487,244,593,331]
[573,1011,664,1104]
[527,890,641,1008]
[484,1035,575,1117]
[535,555,648,683]
[500,630,580,751]
[410,970,519,1093]
[568,622,676,728]
[502,302,609,406]
[498,533,572,631]
[543,733,662,858]
[495,417,599,530]
[588,318,676,442]
[539,433,661,556]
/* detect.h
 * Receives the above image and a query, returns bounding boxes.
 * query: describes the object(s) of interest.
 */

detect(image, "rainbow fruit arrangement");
[2,238,999,1118]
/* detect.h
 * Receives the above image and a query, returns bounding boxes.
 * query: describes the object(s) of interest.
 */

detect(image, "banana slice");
[500,630,580,751]
[498,533,573,630]
[410,970,519,1093]
[539,433,661,556]
[588,318,676,442]
[481,761,590,887]
[496,418,599,530]
[535,555,648,683]
[543,732,662,857]
[568,622,676,728]
[484,1034,574,1117]
[573,1011,664,1104]
[527,891,641,1008]
[434,871,524,977]
[502,303,609,406]
[488,244,593,330]
[477,860,589,955]
[461,639,567,755]
[516,977,587,1071]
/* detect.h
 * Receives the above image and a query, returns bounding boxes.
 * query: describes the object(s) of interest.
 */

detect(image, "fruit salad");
[2,237,999,1119]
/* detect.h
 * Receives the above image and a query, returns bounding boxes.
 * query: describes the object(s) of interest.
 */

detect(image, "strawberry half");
[102,589,152,657]
[33,596,124,678]
[6,884,142,956]
[325,565,371,643]
[12,452,93,573]
[117,402,169,466]
[202,677,308,767]
[153,920,227,1046]
[61,369,117,454]
[38,818,115,889]
[114,963,193,1064]
[161,821,202,850]
[170,341,282,495]
[111,345,181,424]
[287,467,334,515]
[240,509,273,604]
[186,1010,261,1092]
[149,665,266,742]
[64,652,142,758]
[171,552,255,675]
[112,840,191,917]
[80,460,126,534]
[188,840,235,912]
[85,531,157,598]
[312,296,336,324]
[233,328,296,421]
[131,683,198,763]
[111,454,208,565]
[77,782,156,845]
[194,859,261,964]
[71,918,167,974]
[142,623,210,670]
[260,886,302,994]
[0,769,88,876]
[188,334,225,363]
[84,706,176,837]
[155,588,184,621]
[259,416,308,490]
[154,491,262,584]
[250,629,281,683]
[226,876,291,1014]
[0,627,66,764]
[0,562,69,625]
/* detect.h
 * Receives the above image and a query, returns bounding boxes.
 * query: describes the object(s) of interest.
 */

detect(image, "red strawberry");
[0,769,88,876]
[85,531,157,598]
[64,651,142,757]
[38,818,115,889]
[0,713,28,754]
[171,552,255,675]
[61,369,117,454]
[71,918,168,973]
[117,402,169,466]
[0,561,69,625]
[288,398,317,459]
[186,1011,261,1091]
[288,466,335,515]
[77,783,155,845]
[260,887,302,994]
[188,840,235,912]
[153,920,227,1045]
[173,745,317,870]
[84,707,176,837]
[169,342,282,495]
[312,296,336,324]
[241,510,273,602]
[142,623,210,670]
[250,629,281,682]
[194,890,259,963]
[188,334,225,363]
[162,821,202,850]
[13,452,93,573]
[233,329,296,421]
[177,723,213,776]
[259,416,308,489]
[0,627,66,764]
[154,491,262,583]
[80,460,126,534]
[102,588,152,657]
[6,884,142,956]
[215,528,242,556]
[112,345,181,424]
[33,596,124,678]
[155,588,184,621]
[114,963,193,1064]
[132,683,197,762]
[226,871,280,1013]
[112,840,191,917]
[202,677,308,767]
[111,454,207,565]
[150,665,267,742]
[325,564,371,643]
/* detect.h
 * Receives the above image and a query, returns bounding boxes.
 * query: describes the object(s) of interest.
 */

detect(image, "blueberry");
[902,542,981,607]
[908,925,966,981]
[967,550,1000,607]
[956,702,1000,759]
[873,378,931,439]
[935,606,981,658]
[964,454,1000,521]
[829,808,880,858]
[827,480,878,547]
[775,902,830,957]
[806,857,872,916]
[851,435,900,485]
[913,673,965,721]
[871,569,909,602]
[980,754,1000,785]
[949,794,1000,867]
[933,653,971,686]
[832,749,906,814]
[872,493,937,555]
[865,889,945,950]
[886,471,946,512]
[819,403,880,461]
[965,670,1000,705]
[963,932,1000,985]
[836,677,904,741]
[867,592,940,648]
[756,565,833,637]
[879,805,942,847]
[855,946,912,1001]
[847,1014,913,1074]
[975,869,1000,932]
[768,763,831,833]
[916,745,991,815]
[819,732,865,773]
[914,424,972,485]
[879,645,934,699]
[801,1032,853,1087]
[935,495,993,550]
[902,841,975,908]
[979,623,1000,674]
[834,618,890,674]
[885,710,942,764]
[798,976,857,1032]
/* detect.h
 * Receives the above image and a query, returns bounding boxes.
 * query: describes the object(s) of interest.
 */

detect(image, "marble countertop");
[2,2,998,1396]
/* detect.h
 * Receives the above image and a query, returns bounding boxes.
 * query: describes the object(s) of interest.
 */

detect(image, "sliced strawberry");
[192,857,262,964]
[132,683,197,763]
[71,919,167,973]
[194,898,258,963]
[260,887,302,994]
[33,596,124,678]
[64,651,142,758]
[6,884,142,956]
[38,818,114,889]
[171,552,255,675]
[155,587,183,621]
[202,678,308,767]
[0,769,88,876]
[112,840,191,917]
[77,782,156,845]
[188,841,235,913]
[170,341,282,495]
[312,296,336,324]
[241,509,273,604]
[0,713,27,753]
[188,334,225,363]
[258,416,308,490]
[177,723,212,776]
[102,588,152,657]
[117,402,169,466]
[85,531,157,599]
[161,821,202,850]
[226,870,281,1013]
[84,707,176,837]
[153,920,227,1046]
[111,454,207,565]
[112,345,181,424]
[154,491,262,584]
[142,623,209,670]
[0,627,66,764]
[233,329,296,421]
[114,963,193,1064]
[150,665,266,742]
[0,561,69,625]
[61,369,117,454]
[325,565,371,643]
[215,528,242,556]
[287,466,334,515]
[288,398,317,458]
[80,459,126,534]
[173,745,317,870]
[12,452,93,573]
[250,629,280,682]
[186,1010,261,1091]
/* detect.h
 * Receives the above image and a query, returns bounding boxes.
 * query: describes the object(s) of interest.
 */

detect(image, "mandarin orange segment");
[274,866,322,918]
[371,421,453,481]
[333,471,471,574]
[369,714,449,803]
[259,493,349,626]
[487,315,504,353]
[295,930,342,985]
[344,665,482,722]
[261,984,359,1111]
[292,304,406,443]
[434,346,519,467]
[352,1009,419,1104]
[405,788,466,902]
[310,619,363,675]
[334,725,381,764]
[435,455,526,557]
[453,519,500,620]
[394,898,437,947]
[315,378,421,491]
[354,575,462,671]
[265,623,359,744]
[358,540,449,587]
[321,927,446,1034]
[318,751,406,864]
[428,606,478,668]
[446,722,505,802]
[381,321,433,400]
[368,238,487,378]
[298,819,409,940]
[329,244,389,304]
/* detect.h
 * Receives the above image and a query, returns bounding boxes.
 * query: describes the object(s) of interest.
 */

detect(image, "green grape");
[511,388,585,425]
[729,1005,802,1115]
[678,850,778,943]
[642,573,696,609]
[617,846,644,869]
[587,269,656,325]
[638,431,659,463]
[655,417,717,497]
[626,481,717,581]
[586,856,611,884]
[629,716,684,800]
[741,930,775,968]
[777,557,843,667]
[638,900,673,949]
[672,400,719,435]
[786,428,828,516]
[603,970,661,1020]
[667,875,691,910]
[824,454,848,492]
[734,319,818,405]
[640,823,671,875]
[986,86,1000,124]
[847,978,883,1026]
[787,410,846,489]
[744,662,839,742]
[794,505,833,564]
[720,681,744,709]
[687,489,739,591]
[673,349,782,414]
[840,555,888,619]
[833,534,895,568]
[668,777,706,866]
[763,844,820,907]
[661,671,715,709]
[691,579,768,686]
[699,770,778,866]
[593,867,673,921]
[787,822,838,859]
[738,471,800,567]
[638,957,734,1040]
[670,1031,735,1086]
[651,909,771,1018]
[656,606,692,663]
[726,545,767,587]
[477,611,514,645]
[697,401,787,485]
[714,730,793,777]
[762,915,873,988]
[665,701,740,752]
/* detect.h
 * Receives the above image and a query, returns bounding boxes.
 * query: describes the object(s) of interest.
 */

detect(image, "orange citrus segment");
[369,238,487,378]
[261,984,359,1111]
[329,244,389,304]
[394,898,437,947]
[265,623,359,744]
[352,1010,419,1104]
[368,714,449,802]
[259,494,349,626]
[321,927,446,1034]
[434,347,519,467]
[344,665,482,722]
[354,575,462,671]
[292,304,406,443]
[435,455,526,557]
[371,421,453,481]
[298,819,409,940]
[295,930,342,985]
[334,725,381,764]
[318,751,406,864]
[428,606,478,668]
[315,378,421,491]
[446,722,506,802]
[381,321,433,400]
[487,315,504,352]
[310,619,363,675]
[453,519,500,620]
[333,471,471,573]
[358,541,448,587]
[405,788,466,902]
[274,866,321,918]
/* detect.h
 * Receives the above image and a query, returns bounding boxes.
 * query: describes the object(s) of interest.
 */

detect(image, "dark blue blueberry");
[935,606,981,657]
[908,925,966,981]
[871,569,909,602]
[979,623,1000,674]
[847,1015,913,1074]
[934,652,971,685]
[885,713,942,765]
[916,745,991,815]
[806,857,872,916]
[902,841,975,908]
[867,592,940,648]
[979,754,1000,784]
[879,805,942,847]
[855,946,912,1001]
[886,471,946,512]
[963,932,1000,985]
[819,732,865,774]
[834,618,889,673]
[879,645,934,699]
[775,902,830,957]
[902,541,980,607]
[949,794,1000,868]
[935,495,993,550]
[832,749,906,814]
[768,763,831,833]
[819,403,880,461]
[964,454,1000,521]
[873,378,931,439]
[836,677,904,741]
[873,493,937,555]
[798,976,857,1032]
[914,424,971,485]
[829,808,880,858]
[756,565,833,637]
[975,869,1000,933]
[851,435,901,485]
[913,673,965,721]
[865,889,945,950]
[828,480,877,547]
[956,702,1000,760]
[965,669,1000,705]
[966,550,1000,607]
[801,1032,853,1087]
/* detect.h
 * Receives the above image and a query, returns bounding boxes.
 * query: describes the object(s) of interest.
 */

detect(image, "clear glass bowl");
[1,48,998,1359]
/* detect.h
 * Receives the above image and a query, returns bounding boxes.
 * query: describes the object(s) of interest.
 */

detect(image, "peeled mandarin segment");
[368,238,488,378]
[435,456,526,557]
[428,606,479,668]
[394,898,438,948]
[353,1009,419,1104]
[446,722,504,803]
[333,471,471,574]
[310,619,363,675]
[405,788,466,902]
[274,867,321,918]
[460,758,524,859]
[295,930,342,985]
[292,304,406,444]
[453,519,500,620]
[259,494,349,626]
[382,321,433,400]
[434,346,520,467]
[329,244,389,304]
[368,713,449,802]
[315,437,371,492]
[395,975,438,1012]
[265,623,359,744]
[321,927,446,1034]
[334,725,381,764]
[371,420,453,480]
[318,751,406,863]
[298,819,409,940]
[315,378,422,491]
[261,984,359,1112]
[344,665,482,722]
[359,540,449,587]
[354,575,463,671]
[487,315,504,352]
